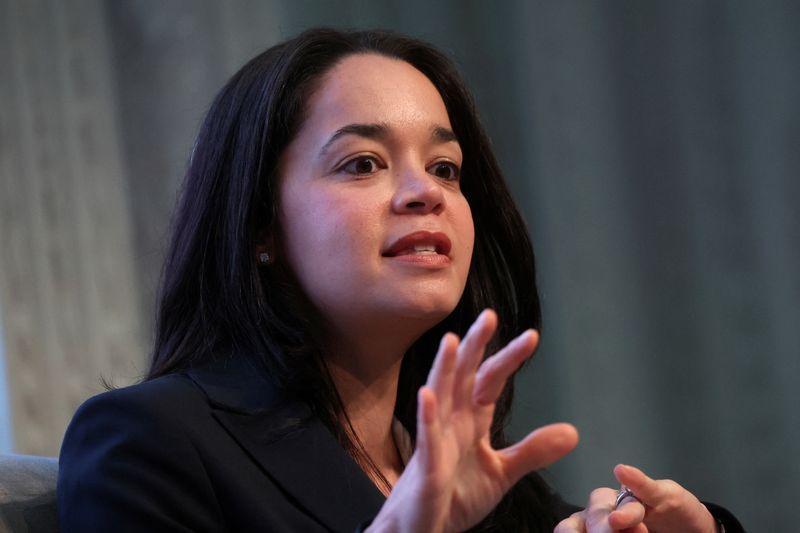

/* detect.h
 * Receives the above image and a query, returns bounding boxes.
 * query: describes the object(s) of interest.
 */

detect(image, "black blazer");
[58,357,387,532]
[57,356,744,532]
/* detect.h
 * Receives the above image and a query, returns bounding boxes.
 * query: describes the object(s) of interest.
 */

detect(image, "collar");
[184,356,386,532]
[185,355,288,413]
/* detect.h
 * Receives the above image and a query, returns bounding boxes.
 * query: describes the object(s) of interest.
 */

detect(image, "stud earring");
[258,252,270,264]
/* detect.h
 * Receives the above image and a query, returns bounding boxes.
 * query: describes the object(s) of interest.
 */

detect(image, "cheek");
[282,191,340,264]
[280,188,381,283]
[455,199,475,268]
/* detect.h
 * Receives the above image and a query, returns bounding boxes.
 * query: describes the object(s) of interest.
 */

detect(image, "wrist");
[702,504,724,533]
[365,505,407,533]
[366,502,446,533]
[365,514,397,533]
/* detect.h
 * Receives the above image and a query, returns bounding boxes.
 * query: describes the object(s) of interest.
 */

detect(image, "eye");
[429,161,460,181]
[340,156,383,176]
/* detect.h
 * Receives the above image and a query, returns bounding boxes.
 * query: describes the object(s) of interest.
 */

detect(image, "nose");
[391,167,445,215]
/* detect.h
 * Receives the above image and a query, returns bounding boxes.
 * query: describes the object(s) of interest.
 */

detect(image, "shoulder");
[72,372,205,420]
[59,372,216,473]
[58,374,224,531]
[59,372,212,479]
[62,375,202,451]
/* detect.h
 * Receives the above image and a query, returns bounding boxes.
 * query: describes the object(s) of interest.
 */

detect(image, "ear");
[254,231,275,265]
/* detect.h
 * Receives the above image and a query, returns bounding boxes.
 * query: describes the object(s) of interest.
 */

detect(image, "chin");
[391,294,462,325]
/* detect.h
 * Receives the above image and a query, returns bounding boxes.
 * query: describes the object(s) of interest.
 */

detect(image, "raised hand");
[555,464,719,533]
[368,309,579,533]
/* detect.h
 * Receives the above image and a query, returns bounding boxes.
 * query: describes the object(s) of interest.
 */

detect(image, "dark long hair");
[149,28,555,531]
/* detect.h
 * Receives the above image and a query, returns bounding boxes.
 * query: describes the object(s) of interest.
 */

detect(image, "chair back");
[0,454,58,533]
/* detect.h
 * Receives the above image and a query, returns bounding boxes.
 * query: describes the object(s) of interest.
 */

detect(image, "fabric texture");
[0,454,58,532]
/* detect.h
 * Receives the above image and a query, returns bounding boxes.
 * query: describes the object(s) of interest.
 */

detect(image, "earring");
[258,252,270,264]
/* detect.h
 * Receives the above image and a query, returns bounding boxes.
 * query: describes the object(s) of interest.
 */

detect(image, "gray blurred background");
[1,1,798,530]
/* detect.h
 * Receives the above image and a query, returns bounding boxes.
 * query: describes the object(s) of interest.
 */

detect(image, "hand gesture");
[368,309,579,533]
[555,464,719,533]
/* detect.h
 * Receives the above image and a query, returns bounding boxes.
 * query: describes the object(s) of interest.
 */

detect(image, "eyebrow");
[430,125,458,144]
[319,123,389,156]
[319,122,459,156]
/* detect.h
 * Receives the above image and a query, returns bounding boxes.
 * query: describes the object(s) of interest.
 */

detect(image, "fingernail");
[515,329,535,343]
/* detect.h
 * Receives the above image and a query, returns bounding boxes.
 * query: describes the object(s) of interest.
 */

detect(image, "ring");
[614,486,639,508]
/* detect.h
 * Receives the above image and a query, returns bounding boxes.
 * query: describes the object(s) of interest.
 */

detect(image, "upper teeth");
[414,244,437,253]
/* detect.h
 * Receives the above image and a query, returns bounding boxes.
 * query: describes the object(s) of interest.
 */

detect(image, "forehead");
[303,53,452,132]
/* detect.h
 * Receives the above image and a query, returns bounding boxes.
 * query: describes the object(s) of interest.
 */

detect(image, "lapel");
[185,357,386,532]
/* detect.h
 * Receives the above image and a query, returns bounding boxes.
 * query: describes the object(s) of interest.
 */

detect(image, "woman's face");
[278,53,474,339]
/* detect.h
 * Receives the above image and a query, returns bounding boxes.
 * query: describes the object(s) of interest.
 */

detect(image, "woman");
[58,28,743,532]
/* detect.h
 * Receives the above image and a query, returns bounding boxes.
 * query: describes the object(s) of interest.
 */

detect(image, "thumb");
[501,423,578,484]
[614,464,663,506]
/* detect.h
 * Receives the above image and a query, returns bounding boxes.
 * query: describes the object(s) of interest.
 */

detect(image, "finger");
[499,423,578,484]
[415,386,442,469]
[425,332,458,416]
[554,511,586,533]
[618,525,648,533]
[608,499,646,530]
[453,309,497,384]
[473,329,538,406]
[613,464,664,506]
[584,487,617,530]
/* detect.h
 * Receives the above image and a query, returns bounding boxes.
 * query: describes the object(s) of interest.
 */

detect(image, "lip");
[382,230,453,259]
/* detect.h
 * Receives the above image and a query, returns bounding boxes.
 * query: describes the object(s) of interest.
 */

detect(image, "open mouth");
[382,231,452,258]
[385,244,441,256]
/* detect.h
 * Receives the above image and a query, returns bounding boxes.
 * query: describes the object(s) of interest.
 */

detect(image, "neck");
[324,317,429,493]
